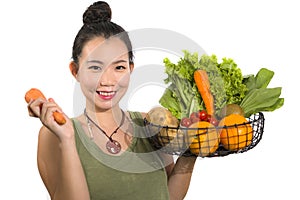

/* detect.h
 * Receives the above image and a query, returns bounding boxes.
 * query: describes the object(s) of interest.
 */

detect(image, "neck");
[84,107,124,131]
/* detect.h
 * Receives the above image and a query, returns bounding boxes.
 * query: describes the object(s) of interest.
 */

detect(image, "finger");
[47,98,63,111]
[40,101,64,125]
[27,99,37,117]
[28,107,38,117]
[48,98,54,102]
[27,98,46,117]
[40,104,58,125]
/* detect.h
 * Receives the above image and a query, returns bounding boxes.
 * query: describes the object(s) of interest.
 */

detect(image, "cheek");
[78,71,99,91]
[84,78,97,90]
[118,73,131,88]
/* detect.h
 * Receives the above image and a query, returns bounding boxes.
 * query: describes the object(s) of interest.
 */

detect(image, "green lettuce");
[159,51,203,119]
[197,55,248,117]
[159,51,249,119]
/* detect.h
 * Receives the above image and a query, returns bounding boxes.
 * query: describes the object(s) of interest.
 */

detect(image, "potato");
[145,107,185,151]
[145,107,178,135]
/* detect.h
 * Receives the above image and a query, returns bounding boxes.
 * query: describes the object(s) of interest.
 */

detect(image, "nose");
[98,67,115,86]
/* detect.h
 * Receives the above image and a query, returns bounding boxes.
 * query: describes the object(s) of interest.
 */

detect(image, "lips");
[96,91,116,100]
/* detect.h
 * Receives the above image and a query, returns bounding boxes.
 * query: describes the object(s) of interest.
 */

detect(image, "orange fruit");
[188,121,219,156]
[219,114,253,151]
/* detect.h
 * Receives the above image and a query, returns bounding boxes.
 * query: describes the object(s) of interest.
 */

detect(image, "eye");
[88,65,102,71]
[116,65,126,70]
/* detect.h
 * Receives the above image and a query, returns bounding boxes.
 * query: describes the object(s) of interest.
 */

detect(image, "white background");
[0,0,299,199]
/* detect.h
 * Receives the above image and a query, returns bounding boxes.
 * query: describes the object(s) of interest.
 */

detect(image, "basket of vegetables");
[144,51,284,157]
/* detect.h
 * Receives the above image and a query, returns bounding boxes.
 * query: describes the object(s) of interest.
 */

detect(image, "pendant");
[106,140,121,154]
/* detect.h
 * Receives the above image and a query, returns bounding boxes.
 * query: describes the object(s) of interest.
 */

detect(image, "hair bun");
[83,1,112,24]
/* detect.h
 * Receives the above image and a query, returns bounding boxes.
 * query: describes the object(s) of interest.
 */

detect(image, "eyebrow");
[86,59,128,65]
[86,60,104,65]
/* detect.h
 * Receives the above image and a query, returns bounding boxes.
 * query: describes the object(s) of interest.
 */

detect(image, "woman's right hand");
[27,97,75,142]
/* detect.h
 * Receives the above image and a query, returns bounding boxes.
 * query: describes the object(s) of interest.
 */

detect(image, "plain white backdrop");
[0,0,299,199]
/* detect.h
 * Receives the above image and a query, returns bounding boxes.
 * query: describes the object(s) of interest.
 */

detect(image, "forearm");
[53,140,90,200]
[168,156,197,200]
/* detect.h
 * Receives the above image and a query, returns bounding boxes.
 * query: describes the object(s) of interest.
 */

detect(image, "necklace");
[84,109,125,154]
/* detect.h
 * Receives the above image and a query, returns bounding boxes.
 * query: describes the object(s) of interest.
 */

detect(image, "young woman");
[27,1,197,199]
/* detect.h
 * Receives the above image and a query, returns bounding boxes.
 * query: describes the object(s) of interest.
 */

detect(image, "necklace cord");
[84,109,125,142]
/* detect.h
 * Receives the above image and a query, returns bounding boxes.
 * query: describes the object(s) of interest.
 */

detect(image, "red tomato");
[209,116,219,126]
[198,110,208,121]
[180,117,192,127]
[191,116,200,123]
[190,111,199,119]
[190,112,200,123]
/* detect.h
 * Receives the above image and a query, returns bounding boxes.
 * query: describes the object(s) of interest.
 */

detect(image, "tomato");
[190,112,200,123]
[190,111,199,119]
[191,116,200,123]
[209,117,219,126]
[180,117,192,127]
[198,110,208,121]
[206,114,212,122]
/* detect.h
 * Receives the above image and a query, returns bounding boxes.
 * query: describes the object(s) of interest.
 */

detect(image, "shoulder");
[38,126,60,148]
[127,111,147,118]
[140,112,147,118]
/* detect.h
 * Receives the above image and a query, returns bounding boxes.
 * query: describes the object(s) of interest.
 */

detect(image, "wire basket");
[144,112,265,157]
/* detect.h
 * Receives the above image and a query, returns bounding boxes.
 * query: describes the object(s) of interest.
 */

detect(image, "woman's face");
[76,36,133,111]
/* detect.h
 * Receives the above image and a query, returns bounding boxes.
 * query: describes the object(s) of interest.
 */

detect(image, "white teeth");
[98,91,115,96]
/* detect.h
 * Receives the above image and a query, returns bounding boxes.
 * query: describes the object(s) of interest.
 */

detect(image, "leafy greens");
[240,68,284,117]
[159,50,284,119]
[159,51,203,119]
[160,50,248,118]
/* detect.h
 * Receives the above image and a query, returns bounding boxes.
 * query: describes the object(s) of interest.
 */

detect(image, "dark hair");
[72,1,134,69]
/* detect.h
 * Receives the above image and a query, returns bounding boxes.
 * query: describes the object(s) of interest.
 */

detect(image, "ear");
[129,63,134,73]
[69,61,79,81]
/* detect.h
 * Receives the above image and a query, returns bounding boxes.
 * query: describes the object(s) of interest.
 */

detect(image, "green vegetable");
[254,68,274,89]
[240,68,284,117]
[159,51,203,119]
[160,51,249,118]
[243,67,274,91]
[159,51,284,120]
[217,57,248,104]
[197,54,248,117]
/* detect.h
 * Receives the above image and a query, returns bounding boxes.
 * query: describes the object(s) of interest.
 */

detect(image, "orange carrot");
[25,88,66,125]
[25,88,46,103]
[52,112,66,125]
[194,70,215,116]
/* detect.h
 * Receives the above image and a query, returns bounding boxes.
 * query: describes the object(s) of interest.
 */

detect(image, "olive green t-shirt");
[72,111,170,200]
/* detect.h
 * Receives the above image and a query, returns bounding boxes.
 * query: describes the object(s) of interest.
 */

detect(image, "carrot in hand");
[25,88,66,125]
[194,70,215,116]
[25,88,46,103]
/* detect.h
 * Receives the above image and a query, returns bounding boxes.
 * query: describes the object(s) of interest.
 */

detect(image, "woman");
[28,1,197,199]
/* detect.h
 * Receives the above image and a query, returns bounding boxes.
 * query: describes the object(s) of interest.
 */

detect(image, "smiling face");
[75,36,133,112]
